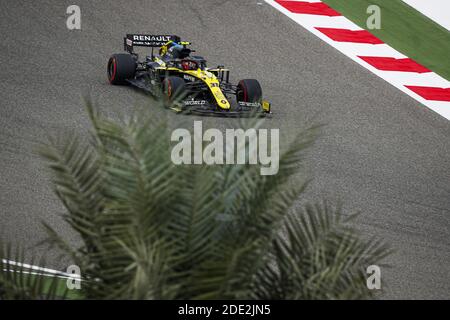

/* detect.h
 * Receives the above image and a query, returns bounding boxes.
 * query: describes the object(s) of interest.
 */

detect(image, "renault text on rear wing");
[124,34,181,53]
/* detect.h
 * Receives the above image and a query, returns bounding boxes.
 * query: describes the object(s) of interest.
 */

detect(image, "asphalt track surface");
[0,0,449,299]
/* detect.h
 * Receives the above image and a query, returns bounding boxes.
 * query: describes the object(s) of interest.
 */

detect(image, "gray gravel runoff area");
[0,0,449,299]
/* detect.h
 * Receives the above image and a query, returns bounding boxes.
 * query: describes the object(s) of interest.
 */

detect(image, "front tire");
[162,76,187,101]
[107,53,136,85]
[236,79,262,103]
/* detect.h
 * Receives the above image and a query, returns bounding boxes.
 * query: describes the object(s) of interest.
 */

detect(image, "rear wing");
[124,34,181,53]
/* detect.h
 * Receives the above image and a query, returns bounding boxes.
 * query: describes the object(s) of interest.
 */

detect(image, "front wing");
[171,99,271,117]
[126,73,271,117]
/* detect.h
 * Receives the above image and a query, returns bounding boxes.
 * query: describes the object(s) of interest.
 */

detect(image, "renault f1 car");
[107,34,271,116]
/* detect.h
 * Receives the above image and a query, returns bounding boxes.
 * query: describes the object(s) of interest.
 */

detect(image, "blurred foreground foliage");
[0,101,390,299]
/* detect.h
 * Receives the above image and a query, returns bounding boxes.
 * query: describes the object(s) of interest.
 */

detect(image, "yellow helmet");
[159,40,173,56]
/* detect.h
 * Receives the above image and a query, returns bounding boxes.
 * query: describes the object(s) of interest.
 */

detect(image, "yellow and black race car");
[107,34,271,116]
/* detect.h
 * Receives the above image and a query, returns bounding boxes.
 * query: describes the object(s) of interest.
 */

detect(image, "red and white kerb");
[266,0,450,120]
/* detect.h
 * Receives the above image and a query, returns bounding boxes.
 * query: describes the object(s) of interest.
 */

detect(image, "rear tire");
[236,79,262,103]
[107,53,136,85]
[162,76,186,101]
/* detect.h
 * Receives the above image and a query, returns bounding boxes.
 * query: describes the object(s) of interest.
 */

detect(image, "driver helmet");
[160,41,183,59]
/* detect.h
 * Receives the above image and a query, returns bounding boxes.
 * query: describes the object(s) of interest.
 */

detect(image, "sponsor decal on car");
[183,75,196,82]
[238,101,261,108]
[184,100,207,106]
[132,35,172,42]
[127,34,174,47]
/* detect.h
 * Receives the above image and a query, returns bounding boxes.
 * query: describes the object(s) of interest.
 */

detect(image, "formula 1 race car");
[107,34,271,116]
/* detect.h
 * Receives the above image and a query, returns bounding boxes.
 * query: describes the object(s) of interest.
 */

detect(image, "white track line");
[402,0,450,31]
[2,259,81,280]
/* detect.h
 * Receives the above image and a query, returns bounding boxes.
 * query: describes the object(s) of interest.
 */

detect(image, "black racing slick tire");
[236,79,262,103]
[162,76,186,101]
[107,53,136,85]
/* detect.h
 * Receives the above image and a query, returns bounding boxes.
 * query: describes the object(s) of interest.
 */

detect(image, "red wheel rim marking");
[109,58,117,83]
